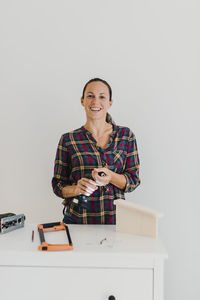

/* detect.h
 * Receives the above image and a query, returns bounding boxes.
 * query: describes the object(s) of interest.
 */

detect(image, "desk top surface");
[0,224,168,268]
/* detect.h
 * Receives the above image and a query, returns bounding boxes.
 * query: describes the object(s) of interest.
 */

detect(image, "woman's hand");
[75,178,98,196]
[92,167,112,186]
[62,167,126,199]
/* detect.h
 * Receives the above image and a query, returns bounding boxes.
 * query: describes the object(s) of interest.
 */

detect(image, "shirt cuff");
[123,173,140,193]
[54,182,67,199]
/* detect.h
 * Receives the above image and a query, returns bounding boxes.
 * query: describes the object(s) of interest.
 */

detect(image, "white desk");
[0,224,167,300]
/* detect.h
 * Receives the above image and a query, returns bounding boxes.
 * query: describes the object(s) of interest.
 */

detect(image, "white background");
[0,1,199,299]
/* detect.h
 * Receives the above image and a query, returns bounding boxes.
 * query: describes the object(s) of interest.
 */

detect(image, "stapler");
[0,213,26,234]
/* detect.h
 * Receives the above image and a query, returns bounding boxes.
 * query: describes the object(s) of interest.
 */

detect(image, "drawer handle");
[108,296,116,300]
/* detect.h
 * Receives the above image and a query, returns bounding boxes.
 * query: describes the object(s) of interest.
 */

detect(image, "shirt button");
[103,186,109,192]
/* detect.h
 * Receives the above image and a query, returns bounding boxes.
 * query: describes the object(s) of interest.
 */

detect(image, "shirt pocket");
[109,149,127,173]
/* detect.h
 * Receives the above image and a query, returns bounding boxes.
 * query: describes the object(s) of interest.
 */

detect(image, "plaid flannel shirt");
[52,124,140,224]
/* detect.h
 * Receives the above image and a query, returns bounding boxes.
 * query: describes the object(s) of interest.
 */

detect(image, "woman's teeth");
[90,108,101,111]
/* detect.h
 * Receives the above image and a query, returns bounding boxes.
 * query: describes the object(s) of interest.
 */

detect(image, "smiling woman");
[81,78,115,127]
[52,78,140,224]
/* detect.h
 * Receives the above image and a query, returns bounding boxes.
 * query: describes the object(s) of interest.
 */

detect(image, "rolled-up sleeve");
[123,131,140,193]
[51,135,71,199]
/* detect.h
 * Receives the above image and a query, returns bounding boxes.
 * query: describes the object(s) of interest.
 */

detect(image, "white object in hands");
[114,199,163,238]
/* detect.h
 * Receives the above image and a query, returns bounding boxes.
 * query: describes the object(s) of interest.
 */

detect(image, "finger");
[82,184,98,194]
[80,189,90,196]
[91,171,99,181]
[81,178,98,189]
[81,177,97,184]
[94,167,106,173]
[80,187,96,196]
[95,179,105,186]
[79,183,97,194]
[91,174,98,182]
[85,186,97,193]
[79,183,96,193]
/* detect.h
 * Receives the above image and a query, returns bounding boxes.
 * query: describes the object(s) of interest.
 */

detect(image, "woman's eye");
[87,95,105,99]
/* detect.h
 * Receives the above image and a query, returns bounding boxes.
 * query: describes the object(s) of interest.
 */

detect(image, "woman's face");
[81,81,113,121]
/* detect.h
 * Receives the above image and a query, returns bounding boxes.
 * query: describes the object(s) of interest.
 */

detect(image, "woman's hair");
[81,77,115,124]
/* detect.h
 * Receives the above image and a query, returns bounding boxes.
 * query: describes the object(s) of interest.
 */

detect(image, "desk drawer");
[0,266,153,300]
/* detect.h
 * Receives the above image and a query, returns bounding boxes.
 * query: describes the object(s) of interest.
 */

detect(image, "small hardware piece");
[37,221,73,251]
[0,213,26,234]
[100,237,107,245]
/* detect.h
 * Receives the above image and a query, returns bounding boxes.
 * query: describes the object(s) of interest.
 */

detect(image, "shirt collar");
[81,124,117,136]
[80,124,117,148]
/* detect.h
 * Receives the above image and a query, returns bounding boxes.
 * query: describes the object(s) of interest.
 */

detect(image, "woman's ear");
[109,99,113,108]
[81,97,84,107]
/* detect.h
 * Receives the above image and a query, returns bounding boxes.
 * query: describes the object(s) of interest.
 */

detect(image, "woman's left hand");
[92,167,112,186]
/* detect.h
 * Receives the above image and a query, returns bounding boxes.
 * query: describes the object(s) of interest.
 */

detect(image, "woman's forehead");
[85,81,109,94]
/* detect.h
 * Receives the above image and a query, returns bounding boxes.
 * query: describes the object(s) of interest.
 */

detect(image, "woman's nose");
[91,97,100,103]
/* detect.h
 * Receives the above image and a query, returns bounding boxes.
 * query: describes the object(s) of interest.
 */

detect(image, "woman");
[52,78,140,224]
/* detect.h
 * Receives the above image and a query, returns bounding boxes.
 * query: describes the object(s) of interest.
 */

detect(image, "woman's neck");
[84,119,111,137]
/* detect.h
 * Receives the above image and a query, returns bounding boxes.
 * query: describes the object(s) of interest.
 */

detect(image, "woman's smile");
[90,107,102,112]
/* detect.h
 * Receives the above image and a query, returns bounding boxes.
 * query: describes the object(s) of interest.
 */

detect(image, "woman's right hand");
[75,178,98,196]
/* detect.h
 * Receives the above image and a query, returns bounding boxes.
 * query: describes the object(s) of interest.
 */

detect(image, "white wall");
[0,1,199,299]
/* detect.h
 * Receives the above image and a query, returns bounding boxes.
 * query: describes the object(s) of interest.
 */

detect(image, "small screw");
[100,237,107,244]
